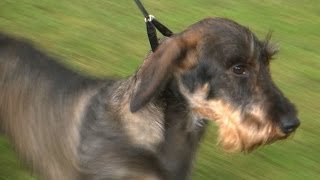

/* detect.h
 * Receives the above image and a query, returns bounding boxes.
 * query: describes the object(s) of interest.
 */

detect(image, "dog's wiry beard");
[214,102,277,152]
[178,82,285,152]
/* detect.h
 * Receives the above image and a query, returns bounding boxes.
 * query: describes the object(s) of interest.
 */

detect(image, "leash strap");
[134,0,173,52]
[152,18,173,37]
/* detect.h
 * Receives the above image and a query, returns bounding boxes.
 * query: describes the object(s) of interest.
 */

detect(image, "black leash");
[134,0,173,52]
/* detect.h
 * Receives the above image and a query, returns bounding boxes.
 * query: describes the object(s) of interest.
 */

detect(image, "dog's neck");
[163,80,208,130]
[107,76,166,151]
[107,76,204,152]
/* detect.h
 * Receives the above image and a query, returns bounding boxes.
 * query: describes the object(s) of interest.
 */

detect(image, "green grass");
[0,0,319,179]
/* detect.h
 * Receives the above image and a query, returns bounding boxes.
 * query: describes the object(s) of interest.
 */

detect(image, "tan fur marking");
[121,103,164,151]
[112,79,164,152]
[177,49,198,71]
[178,81,286,152]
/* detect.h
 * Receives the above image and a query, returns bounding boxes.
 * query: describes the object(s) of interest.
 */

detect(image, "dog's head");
[130,18,300,152]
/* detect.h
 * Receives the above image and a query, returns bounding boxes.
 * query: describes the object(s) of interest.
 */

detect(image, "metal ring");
[144,15,155,22]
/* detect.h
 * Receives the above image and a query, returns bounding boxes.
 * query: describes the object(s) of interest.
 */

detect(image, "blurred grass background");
[0,0,319,179]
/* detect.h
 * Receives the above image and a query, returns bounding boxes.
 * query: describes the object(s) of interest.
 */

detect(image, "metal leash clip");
[134,0,173,52]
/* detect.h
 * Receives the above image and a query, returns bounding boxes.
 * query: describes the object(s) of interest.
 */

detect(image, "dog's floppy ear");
[130,37,185,112]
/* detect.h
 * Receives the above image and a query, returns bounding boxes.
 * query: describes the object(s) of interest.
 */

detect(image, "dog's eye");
[232,64,247,76]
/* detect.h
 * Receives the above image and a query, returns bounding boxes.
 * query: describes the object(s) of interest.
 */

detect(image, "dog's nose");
[280,116,300,134]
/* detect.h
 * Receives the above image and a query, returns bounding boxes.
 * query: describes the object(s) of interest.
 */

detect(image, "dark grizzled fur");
[0,33,202,179]
[78,80,206,180]
[159,84,208,179]
[0,33,104,179]
[0,17,300,180]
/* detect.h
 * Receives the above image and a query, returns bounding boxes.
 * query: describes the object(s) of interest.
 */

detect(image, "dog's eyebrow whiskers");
[249,33,255,59]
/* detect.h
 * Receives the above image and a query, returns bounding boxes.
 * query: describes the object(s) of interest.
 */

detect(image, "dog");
[0,17,300,180]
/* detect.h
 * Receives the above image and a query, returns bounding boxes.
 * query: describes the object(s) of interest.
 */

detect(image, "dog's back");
[0,33,168,180]
[0,33,104,179]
